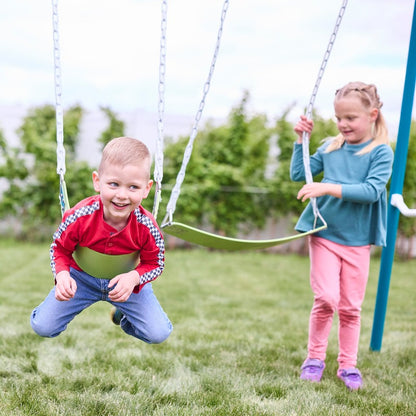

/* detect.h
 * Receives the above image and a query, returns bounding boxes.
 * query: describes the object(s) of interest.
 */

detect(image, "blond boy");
[31,137,172,343]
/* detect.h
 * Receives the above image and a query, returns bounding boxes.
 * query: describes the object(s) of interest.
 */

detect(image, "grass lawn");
[0,240,414,416]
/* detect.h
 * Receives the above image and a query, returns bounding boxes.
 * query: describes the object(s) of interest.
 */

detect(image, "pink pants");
[307,236,371,369]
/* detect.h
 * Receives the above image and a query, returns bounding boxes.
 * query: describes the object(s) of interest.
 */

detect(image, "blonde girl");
[290,81,394,390]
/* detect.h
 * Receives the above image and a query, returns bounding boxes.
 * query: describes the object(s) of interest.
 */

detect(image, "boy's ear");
[143,179,153,199]
[92,171,100,193]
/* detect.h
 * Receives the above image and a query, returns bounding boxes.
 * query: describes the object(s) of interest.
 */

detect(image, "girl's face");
[92,163,152,230]
[334,95,378,145]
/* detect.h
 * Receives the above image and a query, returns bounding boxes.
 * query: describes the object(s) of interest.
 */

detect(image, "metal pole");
[370,0,416,351]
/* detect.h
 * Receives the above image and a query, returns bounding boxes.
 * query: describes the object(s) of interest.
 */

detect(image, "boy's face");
[92,162,153,230]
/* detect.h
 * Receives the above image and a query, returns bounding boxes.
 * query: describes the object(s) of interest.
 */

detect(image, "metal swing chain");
[163,0,230,225]
[302,0,348,227]
[51,0,69,215]
[153,0,168,220]
[52,0,65,176]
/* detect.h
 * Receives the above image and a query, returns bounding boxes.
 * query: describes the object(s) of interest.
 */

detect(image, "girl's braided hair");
[325,81,389,155]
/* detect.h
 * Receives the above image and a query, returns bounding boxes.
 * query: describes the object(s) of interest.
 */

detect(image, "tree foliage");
[157,93,272,236]
[396,120,416,257]
[1,97,416,251]
[98,107,125,148]
[0,105,92,240]
[0,105,125,240]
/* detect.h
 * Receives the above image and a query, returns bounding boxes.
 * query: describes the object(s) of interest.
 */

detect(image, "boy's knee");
[143,322,173,344]
[30,311,61,338]
[150,324,173,344]
[31,321,57,338]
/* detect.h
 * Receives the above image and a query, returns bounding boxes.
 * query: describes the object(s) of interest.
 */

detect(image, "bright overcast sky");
[1,0,415,136]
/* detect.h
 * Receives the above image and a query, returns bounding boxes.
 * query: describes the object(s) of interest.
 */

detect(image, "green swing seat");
[73,245,140,279]
[162,221,327,251]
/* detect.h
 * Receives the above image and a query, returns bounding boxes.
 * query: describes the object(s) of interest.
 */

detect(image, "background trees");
[0,105,124,240]
[0,96,415,253]
[396,120,416,258]
[98,106,125,148]
[156,93,272,237]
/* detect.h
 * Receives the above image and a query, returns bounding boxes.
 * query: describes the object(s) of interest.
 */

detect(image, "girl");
[290,82,394,390]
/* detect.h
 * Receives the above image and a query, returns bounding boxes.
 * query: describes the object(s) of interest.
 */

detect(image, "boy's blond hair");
[99,137,151,179]
[325,81,390,155]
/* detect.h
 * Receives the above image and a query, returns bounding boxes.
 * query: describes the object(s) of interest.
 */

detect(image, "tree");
[158,92,273,236]
[0,105,93,240]
[396,120,416,258]
[98,107,125,148]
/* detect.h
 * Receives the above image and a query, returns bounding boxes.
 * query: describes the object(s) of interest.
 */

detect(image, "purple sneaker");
[300,358,325,382]
[337,368,363,390]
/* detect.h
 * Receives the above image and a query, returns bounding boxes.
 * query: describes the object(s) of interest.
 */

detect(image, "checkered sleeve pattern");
[50,201,101,276]
[134,210,165,286]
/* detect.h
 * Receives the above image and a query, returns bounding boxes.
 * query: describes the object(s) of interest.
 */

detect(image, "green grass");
[0,240,415,415]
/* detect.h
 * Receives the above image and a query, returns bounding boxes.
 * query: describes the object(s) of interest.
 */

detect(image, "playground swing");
[154,0,350,250]
[51,0,348,274]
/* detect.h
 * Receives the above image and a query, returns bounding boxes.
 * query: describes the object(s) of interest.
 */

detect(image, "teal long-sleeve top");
[290,139,394,247]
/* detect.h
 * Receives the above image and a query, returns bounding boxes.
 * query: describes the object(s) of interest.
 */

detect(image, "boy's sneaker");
[337,368,363,390]
[110,307,124,325]
[300,358,325,382]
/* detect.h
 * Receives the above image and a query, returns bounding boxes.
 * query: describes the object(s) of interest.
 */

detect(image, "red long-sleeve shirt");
[50,195,165,292]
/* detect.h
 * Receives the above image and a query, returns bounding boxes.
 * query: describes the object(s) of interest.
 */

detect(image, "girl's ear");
[92,171,100,193]
[370,108,379,122]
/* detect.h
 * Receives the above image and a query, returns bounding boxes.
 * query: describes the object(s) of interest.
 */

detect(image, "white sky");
[1,0,415,137]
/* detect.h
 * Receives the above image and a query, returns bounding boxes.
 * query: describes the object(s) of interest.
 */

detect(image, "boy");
[31,137,172,344]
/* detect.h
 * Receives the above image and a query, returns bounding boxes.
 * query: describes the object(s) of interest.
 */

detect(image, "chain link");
[302,0,348,225]
[51,0,66,177]
[305,0,348,120]
[163,0,230,223]
[153,0,168,219]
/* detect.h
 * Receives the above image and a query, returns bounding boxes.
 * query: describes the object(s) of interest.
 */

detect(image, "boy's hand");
[55,270,77,301]
[108,270,140,303]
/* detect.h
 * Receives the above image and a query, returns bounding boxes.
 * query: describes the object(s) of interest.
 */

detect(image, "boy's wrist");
[56,270,70,280]
[130,270,141,286]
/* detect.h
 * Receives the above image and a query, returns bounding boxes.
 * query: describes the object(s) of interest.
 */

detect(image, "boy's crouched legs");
[31,269,97,337]
[30,288,84,338]
[116,283,172,344]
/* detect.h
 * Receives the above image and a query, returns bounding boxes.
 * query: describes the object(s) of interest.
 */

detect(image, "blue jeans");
[31,268,172,343]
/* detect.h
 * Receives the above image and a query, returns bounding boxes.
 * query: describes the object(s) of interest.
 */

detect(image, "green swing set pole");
[370,0,416,352]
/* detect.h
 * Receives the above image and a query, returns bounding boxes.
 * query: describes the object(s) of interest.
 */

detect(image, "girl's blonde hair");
[325,81,390,155]
[99,137,151,179]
